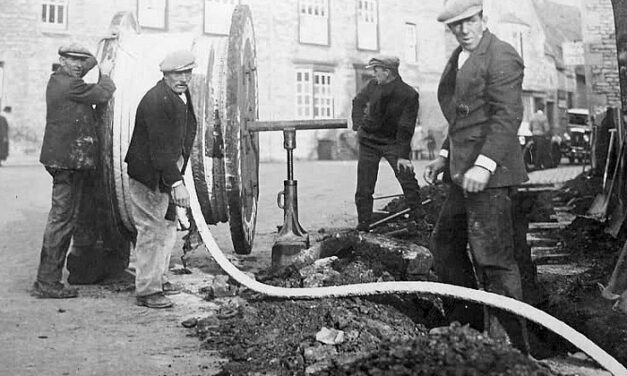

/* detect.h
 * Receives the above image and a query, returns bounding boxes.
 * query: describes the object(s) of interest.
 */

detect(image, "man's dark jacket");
[125,79,197,192]
[438,29,528,187]
[351,77,419,158]
[40,69,115,169]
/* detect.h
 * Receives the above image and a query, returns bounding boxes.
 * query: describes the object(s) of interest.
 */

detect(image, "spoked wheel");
[224,5,259,255]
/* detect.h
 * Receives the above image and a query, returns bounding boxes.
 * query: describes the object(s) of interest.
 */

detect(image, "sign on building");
[563,41,585,66]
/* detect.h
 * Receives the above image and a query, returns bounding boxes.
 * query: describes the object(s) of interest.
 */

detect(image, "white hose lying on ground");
[183,171,627,376]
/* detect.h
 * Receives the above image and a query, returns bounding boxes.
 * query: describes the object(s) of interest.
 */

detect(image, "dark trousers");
[36,168,93,286]
[355,137,421,224]
[533,135,550,169]
[431,185,529,353]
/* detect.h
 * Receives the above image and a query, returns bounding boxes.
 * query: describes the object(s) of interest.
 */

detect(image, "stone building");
[581,0,620,118]
[0,0,450,161]
[0,0,586,161]
[483,0,584,135]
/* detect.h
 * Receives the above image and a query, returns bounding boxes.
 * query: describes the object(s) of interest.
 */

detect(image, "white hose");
[183,169,627,376]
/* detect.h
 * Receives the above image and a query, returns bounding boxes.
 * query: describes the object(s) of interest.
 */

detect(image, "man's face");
[448,13,486,51]
[60,56,88,78]
[373,66,391,85]
[164,69,193,94]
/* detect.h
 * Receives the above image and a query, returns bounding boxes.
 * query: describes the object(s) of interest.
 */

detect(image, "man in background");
[0,106,10,166]
[529,103,551,169]
[351,55,422,231]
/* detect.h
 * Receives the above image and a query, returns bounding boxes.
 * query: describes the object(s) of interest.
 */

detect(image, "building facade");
[581,0,620,119]
[0,0,586,161]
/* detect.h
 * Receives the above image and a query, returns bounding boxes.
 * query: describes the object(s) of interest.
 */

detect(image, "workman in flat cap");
[351,55,422,231]
[33,43,115,298]
[124,50,197,309]
[424,0,530,353]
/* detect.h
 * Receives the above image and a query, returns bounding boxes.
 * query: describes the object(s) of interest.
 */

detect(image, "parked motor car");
[559,108,591,164]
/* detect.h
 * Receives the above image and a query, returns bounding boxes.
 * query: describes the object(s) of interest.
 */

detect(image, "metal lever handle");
[277,190,285,209]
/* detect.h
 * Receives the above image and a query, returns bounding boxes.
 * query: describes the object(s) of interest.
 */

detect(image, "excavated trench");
[181,182,624,375]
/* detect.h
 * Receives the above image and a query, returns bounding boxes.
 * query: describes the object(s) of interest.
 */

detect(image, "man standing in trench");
[33,44,115,298]
[424,0,530,353]
[351,55,422,231]
[125,50,197,309]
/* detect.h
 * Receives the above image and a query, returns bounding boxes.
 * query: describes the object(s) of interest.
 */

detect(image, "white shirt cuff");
[474,154,497,173]
[171,180,184,188]
[439,149,449,158]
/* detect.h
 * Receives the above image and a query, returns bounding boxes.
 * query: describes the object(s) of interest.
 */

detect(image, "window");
[137,0,167,30]
[357,0,378,50]
[296,68,334,119]
[404,23,417,64]
[299,0,329,46]
[204,0,238,35]
[41,0,68,30]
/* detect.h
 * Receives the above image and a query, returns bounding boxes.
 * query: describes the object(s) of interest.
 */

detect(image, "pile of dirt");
[534,172,627,365]
[189,176,625,375]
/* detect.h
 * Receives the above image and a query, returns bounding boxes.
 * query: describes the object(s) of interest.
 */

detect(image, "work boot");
[162,281,183,295]
[136,292,173,309]
[31,281,78,299]
[356,222,370,232]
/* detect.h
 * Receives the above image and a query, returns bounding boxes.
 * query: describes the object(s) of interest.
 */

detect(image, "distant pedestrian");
[351,55,422,231]
[425,130,436,160]
[125,50,197,309]
[33,43,115,299]
[0,106,10,166]
[529,103,551,169]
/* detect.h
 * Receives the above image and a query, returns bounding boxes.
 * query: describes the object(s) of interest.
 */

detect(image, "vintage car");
[559,108,591,164]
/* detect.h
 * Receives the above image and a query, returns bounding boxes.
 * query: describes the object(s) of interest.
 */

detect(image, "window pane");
[49,5,55,22]
[57,5,64,24]
[41,4,47,22]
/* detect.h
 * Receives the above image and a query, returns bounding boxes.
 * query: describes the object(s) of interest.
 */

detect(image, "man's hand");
[172,184,190,208]
[462,166,491,193]
[423,156,447,185]
[397,158,414,175]
[99,58,114,76]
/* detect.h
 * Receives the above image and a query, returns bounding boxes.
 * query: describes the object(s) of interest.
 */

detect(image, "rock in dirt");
[315,327,346,345]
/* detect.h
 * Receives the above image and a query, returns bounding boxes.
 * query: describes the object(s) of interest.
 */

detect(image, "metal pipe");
[247,119,348,132]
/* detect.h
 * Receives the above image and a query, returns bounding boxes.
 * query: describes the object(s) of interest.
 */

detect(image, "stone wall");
[582,0,620,116]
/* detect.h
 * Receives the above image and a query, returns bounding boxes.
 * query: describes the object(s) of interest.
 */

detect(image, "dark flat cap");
[58,43,94,59]
[159,50,197,72]
[437,0,483,24]
[365,55,400,70]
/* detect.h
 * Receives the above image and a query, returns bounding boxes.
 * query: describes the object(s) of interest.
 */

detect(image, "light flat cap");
[365,55,400,70]
[437,0,483,24]
[159,50,197,72]
[58,43,94,59]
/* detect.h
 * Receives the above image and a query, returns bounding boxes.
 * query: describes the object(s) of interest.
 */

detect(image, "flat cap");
[58,43,94,59]
[365,55,400,70]
[437,0,483,24]
[159,50,197,72]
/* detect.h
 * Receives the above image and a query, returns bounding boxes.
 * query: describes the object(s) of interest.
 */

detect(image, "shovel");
[587,129,617,219]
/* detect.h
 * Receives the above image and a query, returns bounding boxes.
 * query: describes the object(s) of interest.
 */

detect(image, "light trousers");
[129,178,176,297]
